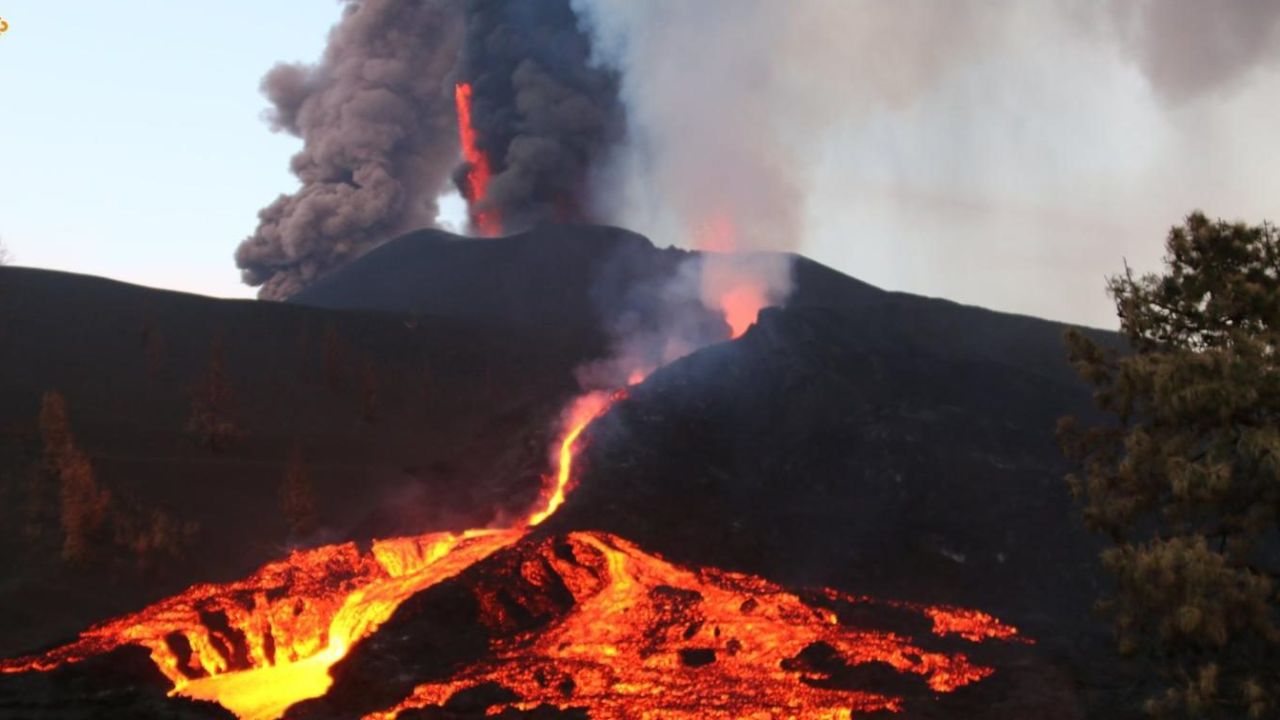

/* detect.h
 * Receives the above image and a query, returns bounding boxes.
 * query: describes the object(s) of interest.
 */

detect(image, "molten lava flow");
[0,383,1032,720]
[367,532,1024,720]
[923,606,1031,644]
[0,530,523,720]
[0,388,627,720]
[454,82,500,236]
[523,389,621,528]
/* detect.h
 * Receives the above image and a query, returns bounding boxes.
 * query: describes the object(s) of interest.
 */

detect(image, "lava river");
[0,387,1030,719]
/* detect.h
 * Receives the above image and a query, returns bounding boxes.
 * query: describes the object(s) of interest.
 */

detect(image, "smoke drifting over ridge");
[239,0,1280,324]
[570,0,1280,326]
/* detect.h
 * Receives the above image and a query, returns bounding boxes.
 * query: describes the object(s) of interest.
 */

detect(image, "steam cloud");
[570,0,1280,327]
[240,1,1280,325]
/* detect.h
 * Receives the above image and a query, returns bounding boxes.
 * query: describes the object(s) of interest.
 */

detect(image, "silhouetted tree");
[38,391,110,565]
[58,446,110,565]
[187,339,241,452]
[1060,212,1280,718]
[0,237,12,265]
[280,444,318,539]
[113,502,197,572]
[38,390,72,474]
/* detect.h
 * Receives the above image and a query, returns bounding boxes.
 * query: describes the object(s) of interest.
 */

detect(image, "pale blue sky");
[0,3,1276,326]
[0,1,346,298]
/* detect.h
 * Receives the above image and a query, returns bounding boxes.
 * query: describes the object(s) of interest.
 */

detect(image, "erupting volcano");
[0,371,1029,719]
[454,82,500,237]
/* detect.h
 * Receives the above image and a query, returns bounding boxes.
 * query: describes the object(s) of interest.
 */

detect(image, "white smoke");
[571,0,1280,327]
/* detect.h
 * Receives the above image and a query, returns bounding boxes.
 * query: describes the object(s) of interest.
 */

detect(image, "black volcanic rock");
[547,303,1128,713]
[0,645,233,720]
[1,223,1133,717]
[0,265,584,658]
[290,225,695,351]
[554,304,1108,624]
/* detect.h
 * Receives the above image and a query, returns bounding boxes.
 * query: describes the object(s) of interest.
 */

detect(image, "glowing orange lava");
[719,283,768,339]
[0,382,1030,719]
[0,388,621,720]
[0,529,522,720]
[454,82,500,236]
[367,532,1017,720]
[522,389,623,528]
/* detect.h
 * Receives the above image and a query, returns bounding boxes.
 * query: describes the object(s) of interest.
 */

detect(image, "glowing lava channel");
[523,390,620,527]
[0,377,1031,720]
[0,388,625,720]
[454,82,500,237]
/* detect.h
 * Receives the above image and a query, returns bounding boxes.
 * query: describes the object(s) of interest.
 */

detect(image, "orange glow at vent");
[695,213,771,339]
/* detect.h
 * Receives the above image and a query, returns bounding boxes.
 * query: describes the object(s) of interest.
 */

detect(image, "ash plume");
[457,0,624,232]
[236,0,466,300]
[238,0,621,299]
[1106,0,1280,103]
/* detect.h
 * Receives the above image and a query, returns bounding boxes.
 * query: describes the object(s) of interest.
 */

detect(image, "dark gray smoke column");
[236,0,466,301]
[458,0,624,232]
[238,0,623,298]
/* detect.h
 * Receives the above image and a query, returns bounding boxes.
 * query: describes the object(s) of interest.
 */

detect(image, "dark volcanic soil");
[0,224,1138,718]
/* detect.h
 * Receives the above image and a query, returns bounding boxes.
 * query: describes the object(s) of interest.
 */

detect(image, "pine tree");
[58,446,110,565]
[1060,212,1280,718]
[38,390,72,472]
[38,391,110,564]
[187,339,241,452]
[280,444,318,539]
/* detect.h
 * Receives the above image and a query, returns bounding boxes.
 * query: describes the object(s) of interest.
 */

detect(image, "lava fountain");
[454,82,501,237]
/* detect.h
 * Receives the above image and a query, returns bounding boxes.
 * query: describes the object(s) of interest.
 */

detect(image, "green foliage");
[1061,212,1280,718]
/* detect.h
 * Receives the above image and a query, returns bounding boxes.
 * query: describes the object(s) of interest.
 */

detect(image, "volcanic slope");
[293,223,1127,714]
[0,265,585,660]
[0,224,1128,717]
